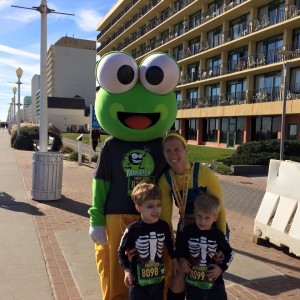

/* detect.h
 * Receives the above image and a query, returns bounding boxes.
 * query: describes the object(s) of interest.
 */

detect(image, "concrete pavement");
[0,129,299,299]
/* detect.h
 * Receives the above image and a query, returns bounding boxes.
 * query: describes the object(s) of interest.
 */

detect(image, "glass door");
[227,118,236,148]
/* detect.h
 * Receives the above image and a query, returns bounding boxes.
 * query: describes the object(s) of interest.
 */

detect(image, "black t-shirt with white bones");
[118,219,176,286]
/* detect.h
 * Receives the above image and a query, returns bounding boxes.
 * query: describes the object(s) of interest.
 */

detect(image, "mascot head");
[95,51,179,141]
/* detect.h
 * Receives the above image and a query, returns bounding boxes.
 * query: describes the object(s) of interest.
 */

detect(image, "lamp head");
[16,67,23,79]
[12,86,17,94]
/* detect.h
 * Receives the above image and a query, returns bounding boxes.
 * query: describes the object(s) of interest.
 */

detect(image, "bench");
[33,136,54,151]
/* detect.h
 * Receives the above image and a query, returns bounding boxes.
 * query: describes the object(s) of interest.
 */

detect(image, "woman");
[159,131,227,300]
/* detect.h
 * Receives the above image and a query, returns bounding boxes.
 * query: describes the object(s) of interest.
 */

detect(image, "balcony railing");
[98,0,300,59]
[176,41,300,86]
[178,85,300,110]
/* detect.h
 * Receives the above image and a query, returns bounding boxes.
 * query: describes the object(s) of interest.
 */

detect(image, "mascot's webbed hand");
[89,225,107,244]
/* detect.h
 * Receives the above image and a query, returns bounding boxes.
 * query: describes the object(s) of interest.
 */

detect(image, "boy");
[118,181,180,300]
[177,193,234,300]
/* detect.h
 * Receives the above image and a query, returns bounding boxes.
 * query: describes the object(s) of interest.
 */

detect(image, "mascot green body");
[88,52,179,300]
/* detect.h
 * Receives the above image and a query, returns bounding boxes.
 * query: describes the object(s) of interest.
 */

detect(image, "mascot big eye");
[88,52,179,300]
[95,52,179,141]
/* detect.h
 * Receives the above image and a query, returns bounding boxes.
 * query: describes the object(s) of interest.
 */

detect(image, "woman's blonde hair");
[162,130,187,148]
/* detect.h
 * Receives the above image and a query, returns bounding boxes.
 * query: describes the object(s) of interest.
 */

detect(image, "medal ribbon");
[170,165,191,227]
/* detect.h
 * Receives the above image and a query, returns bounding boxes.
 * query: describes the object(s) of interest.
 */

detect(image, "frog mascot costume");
[88,51,179,300]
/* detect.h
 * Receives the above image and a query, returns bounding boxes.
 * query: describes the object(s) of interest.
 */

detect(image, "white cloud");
[75,9,102,32]
[0,44,39,59]
[5,8,40,23]
[0,0,13,10]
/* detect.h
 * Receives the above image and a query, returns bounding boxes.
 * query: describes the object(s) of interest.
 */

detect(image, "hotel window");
[220,117,245,144]
[140,24,146,36]
[175,91,182,108]
[150,37,156,50]
[174,119,180,131]
[186,119,197,141]
[220,118,228,143]
[188,10,201,29]
[203,118,218,142]
[174,21,185,37]
[161,29,170,44]
[227,79,247,104]
[254,72,281,101]
[287,124,298,140]
[228,46,248,72]
[141,4,147,15]
[256,35,283,64]
[290,67,300,93]
[174,0,185,12]
[149,17,157,30]
[140,43,146,55]
[161,8,170,22]
[187,88,199,107]
[258,1,285,26]
[236,117,245,145]
[173,44,184,61]
[187,63,199,82]
[213,0,225,16]
[229,14,249,40]
[293,28,300,50]
[251,116,279,141]
[132,31,138,42]
[205,84,220,107]
[207,26,222,48]
[206,55,221,76]
[132,49,137,58]
[188,37,200,55]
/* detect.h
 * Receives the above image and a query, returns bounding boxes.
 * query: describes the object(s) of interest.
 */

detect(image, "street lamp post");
[280,61,289,161]
[16,67,23,136]
[12,87,17,124]
[11,98,15,123]
[11,1,73,201]
[10,102,13,126]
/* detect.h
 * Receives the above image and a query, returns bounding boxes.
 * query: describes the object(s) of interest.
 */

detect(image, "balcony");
[178,85,300,110]
[98,1,300,55]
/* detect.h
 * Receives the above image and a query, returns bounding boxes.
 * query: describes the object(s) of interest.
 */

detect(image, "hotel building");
[96,0,300,148]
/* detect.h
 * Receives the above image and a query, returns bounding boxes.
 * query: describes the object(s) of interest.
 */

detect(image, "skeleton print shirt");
[176,223,234,287]
[118,219,175,286]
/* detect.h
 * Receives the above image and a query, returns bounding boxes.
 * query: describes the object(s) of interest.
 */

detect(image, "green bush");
[219,140,300,166]
[62,146,74,153]
[69,151,88,162]
[92,154,98,163]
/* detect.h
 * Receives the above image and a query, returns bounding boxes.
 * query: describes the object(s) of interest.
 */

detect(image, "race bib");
[186,266,213,289]
[127,176,155,195]
[137,262,164,286]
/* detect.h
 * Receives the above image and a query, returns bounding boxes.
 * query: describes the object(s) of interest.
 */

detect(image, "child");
[118,181,180,300]
[176,193,234,300]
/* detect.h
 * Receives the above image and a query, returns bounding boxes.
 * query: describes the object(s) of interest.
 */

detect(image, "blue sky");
[0,0,116,122]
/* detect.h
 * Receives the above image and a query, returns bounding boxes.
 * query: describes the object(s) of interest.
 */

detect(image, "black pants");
[92,140,98,151]
[186,283,227,300]
[129,280,164,300]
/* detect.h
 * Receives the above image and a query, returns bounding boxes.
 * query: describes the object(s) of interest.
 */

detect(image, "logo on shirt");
[122,149,154,177]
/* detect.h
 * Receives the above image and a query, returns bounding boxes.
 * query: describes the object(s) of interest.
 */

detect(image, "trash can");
[31,152,63,201]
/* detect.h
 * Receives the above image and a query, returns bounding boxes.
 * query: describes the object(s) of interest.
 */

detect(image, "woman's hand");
[124,269,134,288]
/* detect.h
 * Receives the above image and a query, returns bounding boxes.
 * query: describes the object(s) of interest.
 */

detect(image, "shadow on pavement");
[0,191,44,216]
[32,195,90,218]
[235,247,300,272]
